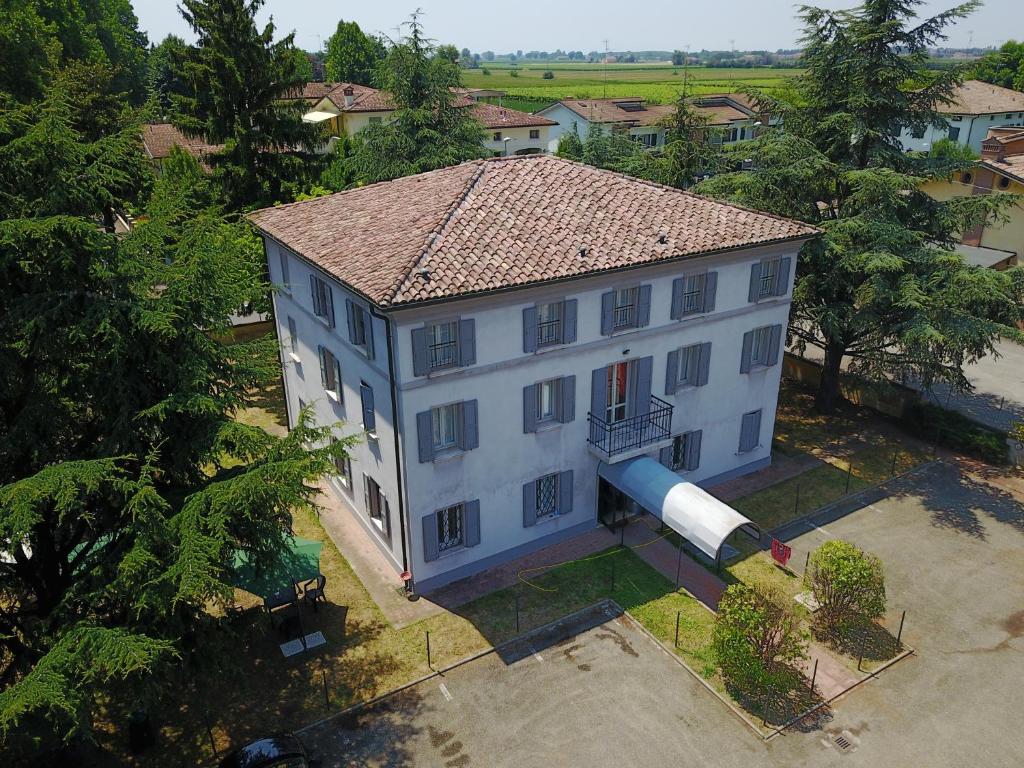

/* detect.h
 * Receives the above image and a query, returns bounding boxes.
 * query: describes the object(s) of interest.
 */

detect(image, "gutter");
[369,304,411,579]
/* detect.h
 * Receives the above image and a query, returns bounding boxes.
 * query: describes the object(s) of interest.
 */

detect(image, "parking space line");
[439,682,452,701]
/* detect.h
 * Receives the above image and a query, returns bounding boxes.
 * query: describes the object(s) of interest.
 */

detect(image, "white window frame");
[431,403,461,452]
[321,347,342,401]
[612,287,638,330]
[758,258,780,299]
[436,503,465,553]
[680,273,707,315]
[427,320,460,371]
[529,129,540,139]
[676,343,699,387]
[286,316,300,362]
[750,326,773,368]
[537,301,564,347]
[536,378,559,424]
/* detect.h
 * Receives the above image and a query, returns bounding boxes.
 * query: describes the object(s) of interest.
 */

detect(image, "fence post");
[761,686,772,728]
[205,715,218,760]
[891,449,899,477]
[856,633,865,672]
[610,558,616,593]
[794,483,801,517]
[896,609,906,649]
[804,550,810,575]
[809,657,818,693]
[426,630,432,668]
[674,611,681,648]
[321,669,330,711]
[845,460,853,494]
[514,594,520,634]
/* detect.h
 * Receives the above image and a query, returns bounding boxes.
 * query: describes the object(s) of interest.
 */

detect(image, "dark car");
[218,733,309,768]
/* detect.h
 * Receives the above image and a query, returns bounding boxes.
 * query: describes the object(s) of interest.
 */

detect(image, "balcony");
[587,396,674,460]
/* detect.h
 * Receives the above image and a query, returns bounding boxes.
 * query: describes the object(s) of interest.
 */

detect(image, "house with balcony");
[537,94,762,153]
[899,80,1024,154]
[249,155,818,593]
[301,82,556,155]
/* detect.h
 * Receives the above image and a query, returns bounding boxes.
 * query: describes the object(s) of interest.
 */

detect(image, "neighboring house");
[921,126,1024,269]
[453,87,507,101]
[249,155,818,593]
[301,83,555,155]
[899,80,1024,154]
[537,94,762,153]
[140,123,222,174]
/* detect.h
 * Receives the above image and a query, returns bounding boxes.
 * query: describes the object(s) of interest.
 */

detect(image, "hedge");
[903,400,1008,464]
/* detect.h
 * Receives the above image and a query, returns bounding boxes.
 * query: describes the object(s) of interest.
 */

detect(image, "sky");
[134,1,1017,53]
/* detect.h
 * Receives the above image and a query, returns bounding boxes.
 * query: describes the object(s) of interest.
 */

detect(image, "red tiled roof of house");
[983,154,1024,184]
[140,123,222,161]
[322,82,398,112]
[471,102,557,129]
[555,98,675,126]
[280,81,339,103]
[249,155,819,307]
[938,80,1024,115]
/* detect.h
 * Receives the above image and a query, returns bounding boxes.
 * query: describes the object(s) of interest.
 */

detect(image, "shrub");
[805,540,886,638]
[903,400,1007,464]
[542,70,554,79]
[509,68,519,78]
[556,129,584,161]
[481,67,491,76]
[712,583,807,694]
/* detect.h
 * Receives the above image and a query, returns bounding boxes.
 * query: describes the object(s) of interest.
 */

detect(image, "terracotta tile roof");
[983,154,1024,184]
[249,155,819,307]
[281,81,339,103]
[140,123,222,162]
[692,103,753,125]
[322,83,398,112]
[939,80,1024,115]
[555,98,675,126]
[471,102,556,129]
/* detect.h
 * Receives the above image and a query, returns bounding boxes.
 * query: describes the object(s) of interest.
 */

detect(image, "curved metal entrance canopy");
[598,457,760,561]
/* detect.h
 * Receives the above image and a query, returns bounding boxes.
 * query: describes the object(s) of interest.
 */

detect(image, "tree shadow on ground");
[887,461,1024,539]
[818,619,900,663]
[724,664,828,728]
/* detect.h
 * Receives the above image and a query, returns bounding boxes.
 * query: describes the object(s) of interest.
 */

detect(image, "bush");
[481,67,490,76]
[556,129,584,161]
[903,400,1007,464]
[712,583,807,694]
[509,68,519,78]
[542,70,554,79]
[805,540,885,638]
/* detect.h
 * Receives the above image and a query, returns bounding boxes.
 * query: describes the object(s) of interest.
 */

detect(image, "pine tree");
[347,13,487,184]
[174,0,322,209]
[695,0,1024,411]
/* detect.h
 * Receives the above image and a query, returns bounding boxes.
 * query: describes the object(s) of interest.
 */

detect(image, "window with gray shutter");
[522,306,539,353]
[311,276,335,326]
[672,274,711,319]
[747,263,762,303]
[414,320,475,374]
[411,328,428,377]
[667,343,710,392]
[559,375,576,423]
[346,300,375,359]
[464,500,481,547]
[523,383,538,433]
[422,513,439,562]
[458,319,476,366]
[318,346,342,401]
[740,330,755,373]
[459,399,479,450]
[665,349,681,395]
[359,381,375,432]
[775,257,792,296]
[702,272,718,312]
[662,431,701,470]
[562,299,577,343]
[631,356,654,416]
[739,410,762,453]
[750,257,792,301]
[636,284,652,327]
[522,479,537,527]
[743,325,781,371]
[696,341,712,386]
[600,291,615,336]
[558,470,574,514]
[279,248,290,289]
[416,410,434,462]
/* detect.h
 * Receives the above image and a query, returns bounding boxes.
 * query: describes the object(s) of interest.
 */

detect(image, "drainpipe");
[370,306,410,579]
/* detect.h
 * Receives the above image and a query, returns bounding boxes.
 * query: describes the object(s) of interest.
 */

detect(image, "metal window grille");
[671,434,687,469]
[758,260,778,297]
[429,322,459,369]
[537,302,563,346]
[437,504,464,552]
[613,288,637,329]
[536,473,558,517]
[681,275,706,314]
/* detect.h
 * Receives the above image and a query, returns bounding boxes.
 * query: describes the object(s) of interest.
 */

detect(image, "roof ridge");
[384,159,490,305]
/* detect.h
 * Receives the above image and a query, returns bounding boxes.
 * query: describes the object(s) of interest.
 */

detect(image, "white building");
[250,155,818,593]
[538,94,762,153]
[899,80,1024,154]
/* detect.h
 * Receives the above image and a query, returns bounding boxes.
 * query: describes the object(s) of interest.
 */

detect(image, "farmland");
[461,62,802,111]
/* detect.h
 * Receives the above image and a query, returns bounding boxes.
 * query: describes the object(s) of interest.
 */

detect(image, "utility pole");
[602,38,609,99]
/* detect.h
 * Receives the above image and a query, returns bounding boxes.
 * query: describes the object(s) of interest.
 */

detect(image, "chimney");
[980,136,1003,162]
[343,86,355,107]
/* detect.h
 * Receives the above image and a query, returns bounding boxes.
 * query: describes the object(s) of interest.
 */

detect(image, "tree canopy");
[347,13,487,184]
[972,40,1024,91]
[325,19,385,85]
[173,0,323,209]
[695,0,1024,411]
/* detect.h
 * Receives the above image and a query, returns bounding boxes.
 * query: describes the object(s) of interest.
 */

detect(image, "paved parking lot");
[303,461,1024,768]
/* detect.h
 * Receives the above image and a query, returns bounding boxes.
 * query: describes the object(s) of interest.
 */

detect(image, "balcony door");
[606,362,630,424]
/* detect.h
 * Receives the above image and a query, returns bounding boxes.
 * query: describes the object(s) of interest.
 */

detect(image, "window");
[364,475,390,542]
[680,274,706,315]
[359,381,376,434]
[368,116,382,124]
[537,378,560,423]
[606,362,629,424]
[962,171,973,185]
[537,301,563,346]
[287,316,298,356]
[428,321,459,370]
[310,276,334,326]
[333,450,352,492]
[493,131,502,141]
[351,305,367,345]
[279,249,290,289]
[529,129,540,139]
[635,132,657,148]
[613,287,638,329]
[318,347,342,401]
[739,409,762,453]
[999,176,1011,189]
[948,126,961,142]
[750,325,774,367]
[758,258,779,298]
[535,472,558,518]
[436,503,465,552]
[911,125,925,139]
[431,404,460,452]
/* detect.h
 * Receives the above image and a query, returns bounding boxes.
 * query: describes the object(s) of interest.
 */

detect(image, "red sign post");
[771,538,792,567]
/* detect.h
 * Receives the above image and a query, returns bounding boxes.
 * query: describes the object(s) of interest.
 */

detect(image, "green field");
[463,62,802,108]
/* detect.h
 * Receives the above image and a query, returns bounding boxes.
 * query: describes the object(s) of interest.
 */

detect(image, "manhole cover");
[834,735,852,751]
[827,729,860,754]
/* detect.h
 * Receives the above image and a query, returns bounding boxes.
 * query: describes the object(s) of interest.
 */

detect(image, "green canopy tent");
[230,536,323,602]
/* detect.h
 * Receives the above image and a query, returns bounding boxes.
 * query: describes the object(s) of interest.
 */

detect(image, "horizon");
[134,0,1017,54]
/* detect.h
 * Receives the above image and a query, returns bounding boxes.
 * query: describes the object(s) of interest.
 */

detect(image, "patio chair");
[302,574,327,612]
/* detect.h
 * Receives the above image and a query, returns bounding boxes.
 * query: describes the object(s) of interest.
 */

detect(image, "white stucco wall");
[899,111,1024,153]
[390,241,802,591]
[264,237,406,572]
[482,124,552,155]
[539,104,591,150]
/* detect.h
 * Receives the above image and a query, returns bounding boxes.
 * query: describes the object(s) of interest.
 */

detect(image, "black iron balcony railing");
[587,396,673,457]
